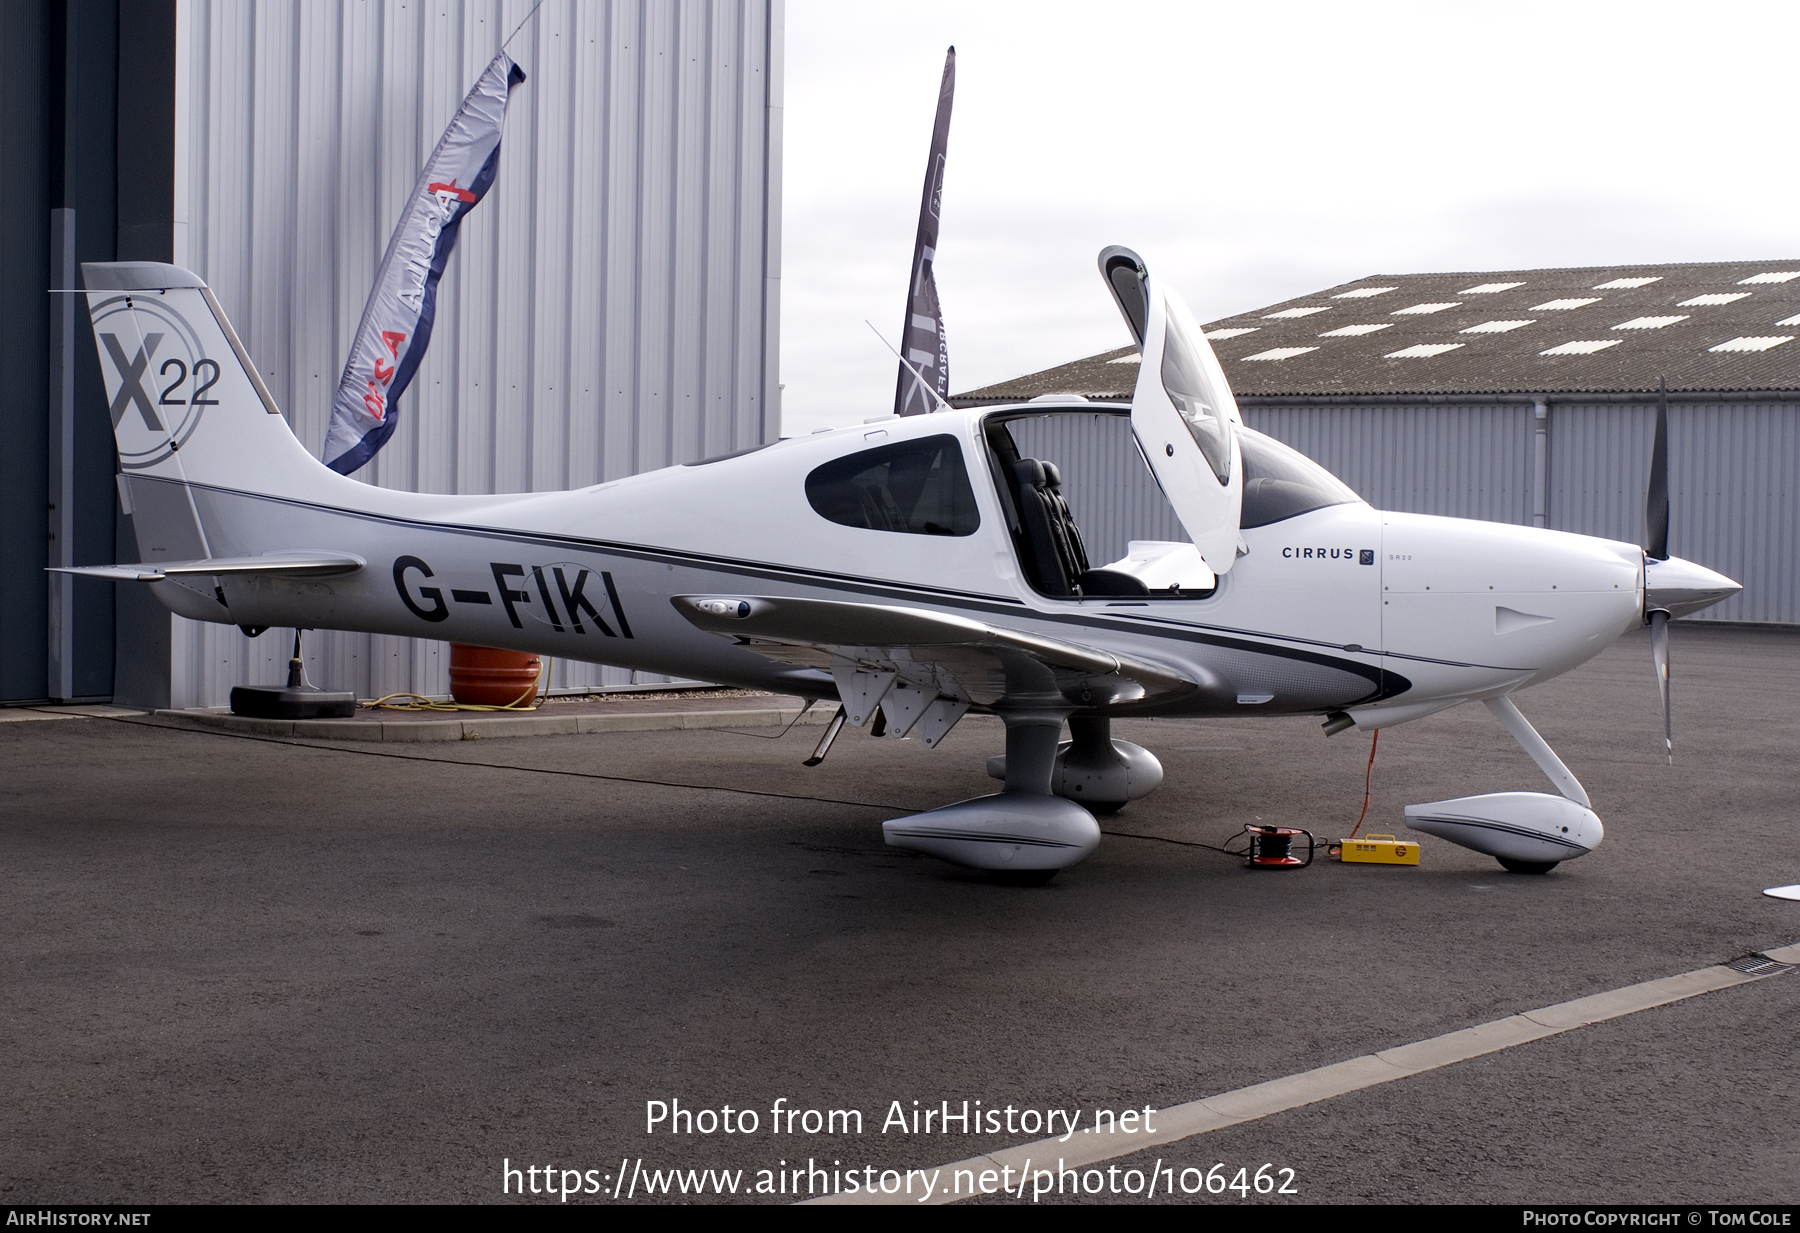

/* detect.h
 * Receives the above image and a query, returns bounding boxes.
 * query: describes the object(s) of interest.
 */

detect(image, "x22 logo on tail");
[394,556,632,638]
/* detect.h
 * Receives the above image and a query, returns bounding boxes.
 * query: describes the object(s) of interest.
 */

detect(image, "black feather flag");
[894,47,954,416]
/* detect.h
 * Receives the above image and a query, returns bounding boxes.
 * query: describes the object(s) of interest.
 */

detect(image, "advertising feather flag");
[894,47,954,417]
[323,52,526,474]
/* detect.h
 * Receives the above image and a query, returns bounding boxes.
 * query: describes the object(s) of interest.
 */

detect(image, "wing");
[673,594,1196,746]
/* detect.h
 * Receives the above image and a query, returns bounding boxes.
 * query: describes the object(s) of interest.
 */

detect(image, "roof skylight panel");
[1460,320,1534,334]
[1530,298,1602,310]
[1391,302,1460,315]
[1316,324,1393,337]
[1708,336,1794,352]
[1539,340,1621,356]
[1263,307,1331,319]
[1459,282,1526,294]
[1613,316,1689,330]
[1203,327,1260,340]
[1592,277,1662,290]
[1332,287,1396,298]
[1242,347,1320,361]
[1384,343,1464,358]
[1738,272,1800,284]
[1679,292,1752,306]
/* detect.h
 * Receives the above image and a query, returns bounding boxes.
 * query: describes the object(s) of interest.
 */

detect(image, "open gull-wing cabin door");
[1099,246,1244,576]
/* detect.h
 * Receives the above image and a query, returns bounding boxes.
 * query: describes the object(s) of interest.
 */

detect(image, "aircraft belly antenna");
[804,705,849,766]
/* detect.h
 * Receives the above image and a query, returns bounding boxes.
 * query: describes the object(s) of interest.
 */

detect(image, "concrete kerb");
[0,705,146,723]
[155,704,836,743]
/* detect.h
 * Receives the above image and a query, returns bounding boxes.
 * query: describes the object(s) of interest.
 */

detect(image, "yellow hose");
[362,656,551,712]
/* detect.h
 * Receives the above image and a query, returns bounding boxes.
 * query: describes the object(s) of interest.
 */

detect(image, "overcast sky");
[777,0,1800,435]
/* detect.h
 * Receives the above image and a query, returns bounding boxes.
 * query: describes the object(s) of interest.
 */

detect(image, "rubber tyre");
[1498,858,1559,875]
[990,869,1058,887]
[1085,800,1127,817]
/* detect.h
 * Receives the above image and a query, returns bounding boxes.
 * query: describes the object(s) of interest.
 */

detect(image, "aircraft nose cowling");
[1644,555,1741,620]
[1380,512,1645,689]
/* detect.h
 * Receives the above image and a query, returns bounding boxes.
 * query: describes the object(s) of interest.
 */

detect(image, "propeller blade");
[1649,609,1671,764]
[1645,377,1670,561]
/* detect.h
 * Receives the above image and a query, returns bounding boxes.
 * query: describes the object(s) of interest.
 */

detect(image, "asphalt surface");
[3,624,1796,1205]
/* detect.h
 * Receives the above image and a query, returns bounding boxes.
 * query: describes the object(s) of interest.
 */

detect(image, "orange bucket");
[448,643,543,707]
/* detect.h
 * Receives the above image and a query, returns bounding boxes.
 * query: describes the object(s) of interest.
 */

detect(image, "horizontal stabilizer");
[51,551,365,583]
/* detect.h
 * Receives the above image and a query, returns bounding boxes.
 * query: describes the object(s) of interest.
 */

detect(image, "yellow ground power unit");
[1338,834,1420,865]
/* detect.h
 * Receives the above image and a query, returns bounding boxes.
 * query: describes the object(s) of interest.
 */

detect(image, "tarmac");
[2,624,1796,1206]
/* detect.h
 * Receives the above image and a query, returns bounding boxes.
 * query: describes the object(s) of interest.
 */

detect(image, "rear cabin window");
[805,434,980,536]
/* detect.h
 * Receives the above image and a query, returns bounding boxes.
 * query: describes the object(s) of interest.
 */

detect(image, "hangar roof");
[955,259,1800,402]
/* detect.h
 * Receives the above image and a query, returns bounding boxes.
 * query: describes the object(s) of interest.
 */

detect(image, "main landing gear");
[885,709,1165,882]
[983,715,1164,816]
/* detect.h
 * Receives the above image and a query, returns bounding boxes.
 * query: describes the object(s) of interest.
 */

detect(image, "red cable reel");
[1243,825,1315,869]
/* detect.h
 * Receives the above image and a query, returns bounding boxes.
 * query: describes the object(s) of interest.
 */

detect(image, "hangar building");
[2,0,782,709]
[955,260,1800,625]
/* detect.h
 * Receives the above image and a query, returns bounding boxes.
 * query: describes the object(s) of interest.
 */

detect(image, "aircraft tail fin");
[82,262,341,506]
[81,263,365,623]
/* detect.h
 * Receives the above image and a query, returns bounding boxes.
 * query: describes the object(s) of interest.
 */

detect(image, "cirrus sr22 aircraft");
[68,247,1739,883]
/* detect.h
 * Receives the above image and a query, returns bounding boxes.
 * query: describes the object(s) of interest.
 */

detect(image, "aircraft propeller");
[1646,378,1673,764]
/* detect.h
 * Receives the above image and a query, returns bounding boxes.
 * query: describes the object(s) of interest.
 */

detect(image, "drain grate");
[1726,954,1797,977]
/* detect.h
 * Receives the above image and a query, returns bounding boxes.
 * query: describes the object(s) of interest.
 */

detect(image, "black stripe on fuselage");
[173,478,1453,702]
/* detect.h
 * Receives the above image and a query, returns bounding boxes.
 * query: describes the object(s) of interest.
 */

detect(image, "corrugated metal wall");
[164,0,781,707]
[1541,401,1797,625]
[1245,403,1533,527]
[1244,400,1797,624]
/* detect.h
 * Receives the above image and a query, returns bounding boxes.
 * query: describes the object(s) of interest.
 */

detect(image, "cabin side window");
[805,434,981,537]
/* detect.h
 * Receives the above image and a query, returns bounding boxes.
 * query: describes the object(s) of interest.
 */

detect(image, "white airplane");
[67,248,1739,883]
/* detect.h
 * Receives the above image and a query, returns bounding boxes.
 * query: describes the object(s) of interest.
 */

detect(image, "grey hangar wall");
[1,0,785,709]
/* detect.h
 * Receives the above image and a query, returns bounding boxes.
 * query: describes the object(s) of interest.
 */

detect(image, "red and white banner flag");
[324,52,526,474]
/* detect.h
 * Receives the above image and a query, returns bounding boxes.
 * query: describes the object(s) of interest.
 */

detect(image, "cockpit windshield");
[1236,426,1362,528]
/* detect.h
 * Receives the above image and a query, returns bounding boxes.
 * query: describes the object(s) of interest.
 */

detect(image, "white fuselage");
[157,404,1645,725]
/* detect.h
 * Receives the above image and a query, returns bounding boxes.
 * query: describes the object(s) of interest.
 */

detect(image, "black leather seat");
[1011,458,1147,597]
